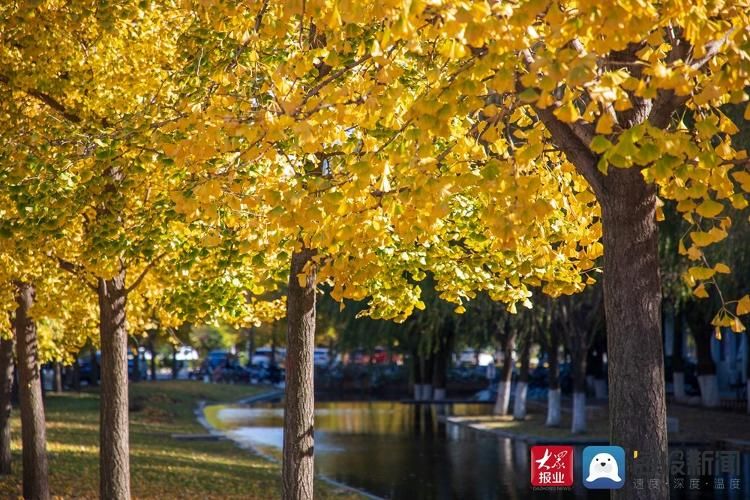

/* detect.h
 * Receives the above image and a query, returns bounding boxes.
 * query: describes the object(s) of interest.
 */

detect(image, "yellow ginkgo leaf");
[693,284,709,298]
[690,231,713,247]
[687,245,702,261]
[553,101,580,123]
[688,266,715,280]
[714,262,730,274]
[696,199,723,218]
[595,113,615,134]
[737,295,750,315]
[731,316,745,333]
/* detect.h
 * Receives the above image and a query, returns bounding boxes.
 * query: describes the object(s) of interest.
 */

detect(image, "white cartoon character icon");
[586,452,621,482]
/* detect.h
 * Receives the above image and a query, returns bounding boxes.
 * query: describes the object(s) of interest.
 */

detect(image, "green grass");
[0,381,361,499]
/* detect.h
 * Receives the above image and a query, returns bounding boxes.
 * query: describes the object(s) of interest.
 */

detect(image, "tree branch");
[254,0,270,33]
[518,50,606,198]
[126,252,168,294]
[0,74,82,124]
[297,54,372,112]
[648,28,734,128]
[54,255,97,291]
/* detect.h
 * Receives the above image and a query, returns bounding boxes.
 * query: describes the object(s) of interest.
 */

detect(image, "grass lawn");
[0,380,361,499]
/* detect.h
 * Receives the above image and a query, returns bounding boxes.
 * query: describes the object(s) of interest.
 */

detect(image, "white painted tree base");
[546,388,561,427]
[698,374,720,408]
[494,381,511,415]
[673,372,687,403]
[571,391,587,434]
[433,388,446,401]
[422,384,433,401]
[513,382,528,420]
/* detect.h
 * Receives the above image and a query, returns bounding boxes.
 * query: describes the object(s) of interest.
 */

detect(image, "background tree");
[559,287,604,434]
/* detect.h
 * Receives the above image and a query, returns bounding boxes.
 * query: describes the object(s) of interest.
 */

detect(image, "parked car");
[78,350,147,383]
[205,350,230,369]
[348,347,391,365]
[204,351,251,383]
[456,348,496,367]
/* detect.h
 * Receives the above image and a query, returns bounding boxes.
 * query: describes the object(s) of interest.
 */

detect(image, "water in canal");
[206,400,749,500]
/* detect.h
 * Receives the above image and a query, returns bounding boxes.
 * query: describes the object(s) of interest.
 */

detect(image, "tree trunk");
[54,362,63,393]
[422,352,434,401]
[672,310,686,402]
[494,331,516,415]
[73,359,81,391]
[693,327,719,408]
[13,282,50,500]
[148,337,157,381]
[571,350,587,434]
[171,345,178,380]
[590,340,607,399]
[271,333,277,368]
[433,318,454,401]
[600,170,667,500]
[90,348,99,386]
[513,340,531,420]
[0,336,14,475]
[131,344,140,383]
[412,349,423,400]
[246,328,255,367]
[97,272,130,500]
[545,331,561,427]
[432,350,448,401]
[282,249,316,500]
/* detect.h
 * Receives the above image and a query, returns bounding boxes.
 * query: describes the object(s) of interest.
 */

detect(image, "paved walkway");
[445,400,750,449]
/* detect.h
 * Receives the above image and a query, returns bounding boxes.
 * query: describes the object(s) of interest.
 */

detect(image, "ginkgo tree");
[168,2,750,500]
[0,1,199,498]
